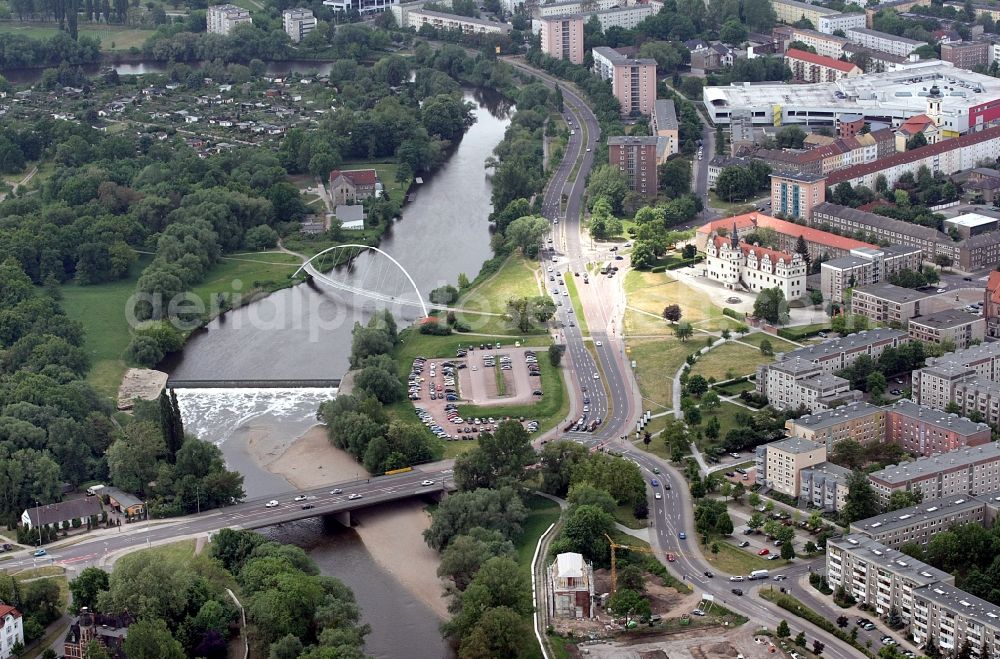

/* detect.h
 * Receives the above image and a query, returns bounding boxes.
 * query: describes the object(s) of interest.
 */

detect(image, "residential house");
[21,498,102,531]
[328,169,379,205]
[64,609,131,659]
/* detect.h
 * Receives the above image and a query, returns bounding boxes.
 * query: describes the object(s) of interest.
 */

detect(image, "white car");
[330,488,343,495]
[592,372,600,380]
[595,341,602,346]
[265,500,279,508]
[936,288,946,293]
[421,480,435,486]
[655,492,662,500]
[348,493,363,500]
[293,495,307,502]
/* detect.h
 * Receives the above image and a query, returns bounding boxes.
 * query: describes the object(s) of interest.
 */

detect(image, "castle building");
[704,227,807,300]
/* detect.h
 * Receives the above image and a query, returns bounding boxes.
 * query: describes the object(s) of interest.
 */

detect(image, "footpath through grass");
[690,341,773,382]
[454,253,544,335]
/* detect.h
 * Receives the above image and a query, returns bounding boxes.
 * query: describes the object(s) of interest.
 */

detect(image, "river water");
[167,88,510,659]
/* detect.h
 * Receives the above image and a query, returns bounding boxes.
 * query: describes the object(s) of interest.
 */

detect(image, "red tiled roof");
[740,241,796,264]
[0,605,21,621]
[698,212,875,252]
[827,125,1000,186]
[988,271,1000,304]
[898,114,933,136]
[329,169,378,186]
[784,48,860,74]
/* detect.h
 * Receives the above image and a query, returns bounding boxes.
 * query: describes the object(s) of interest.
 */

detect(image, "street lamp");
[34,500,40,548]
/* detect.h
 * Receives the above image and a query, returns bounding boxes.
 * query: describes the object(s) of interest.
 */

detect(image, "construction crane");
[605,534,658,594]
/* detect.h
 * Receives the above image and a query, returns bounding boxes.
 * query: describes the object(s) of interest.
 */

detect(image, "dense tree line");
[901,522,1000,608]
[69,529,368,658]
[0,32,99,69]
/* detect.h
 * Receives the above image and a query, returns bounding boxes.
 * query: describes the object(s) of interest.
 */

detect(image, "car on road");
[348,494,362,500]
[739,541,750,547]
[266,500,279,508]
[678,532,686,539]
[33,549,47,557]
[421,480,435,486]
[666,553,676,562]
[651,479,659,486]
[881,637,896,646]
[767,554,781,561]
[758,548,770,556]
[655,492,662,500]
[772,575,787,581]
[595,340,602,346]
[592,372,600,379]
[652,467,660,474]
[330,488,343,495]
[294,495,307,502]
[937,288,946,293]
[703,570,714,578]
[731,588,743,596]
[301,504,315,510]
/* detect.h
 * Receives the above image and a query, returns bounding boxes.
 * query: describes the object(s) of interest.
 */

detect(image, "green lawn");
[0,23,156,50]
[628,337,697,410]
[615,504,646,530]
[189,252,304,310]
[695,401,747,452]
[59,257,151,398]
[515,495,561,575]
[564,274,588,336]
[708,191,760,214]
[690,342,773,382]
[702,537,788,576]
[454,254,544,335]
[713,379,756,396]
[624,270,727,337]
[739,332,801,351]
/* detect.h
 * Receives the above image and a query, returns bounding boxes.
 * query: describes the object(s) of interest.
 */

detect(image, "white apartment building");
[704,233,807,300]
[401,8,512,33]
[845,27,922,57]
[782,27,849,59]
[868,442,1000,508]
[908,309,986,350]
[850,492,998,548]
[207,4,252,35]
[912,582,1000,657]
[282,8,317,43]
[0,606,22,659]
[827,535,954,624]
[533,0,653,29]
[818,12,867,34]
[913,342,1000,411]
[755,436,827,496]
[328,0,398,15]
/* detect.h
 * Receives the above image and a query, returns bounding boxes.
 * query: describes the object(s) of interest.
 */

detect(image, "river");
[168,88,510,659]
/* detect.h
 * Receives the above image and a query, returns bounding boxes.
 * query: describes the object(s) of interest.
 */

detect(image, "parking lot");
[406,345,544,441]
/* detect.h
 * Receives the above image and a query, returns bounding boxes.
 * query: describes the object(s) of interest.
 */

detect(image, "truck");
[749,570,769,580]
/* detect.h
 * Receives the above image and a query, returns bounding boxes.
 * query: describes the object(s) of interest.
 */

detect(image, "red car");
[666,553,676,562]
[758,548,770,556]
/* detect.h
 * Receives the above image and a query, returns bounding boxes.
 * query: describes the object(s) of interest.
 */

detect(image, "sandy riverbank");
[353,500,450,620]
[264,424,370,488]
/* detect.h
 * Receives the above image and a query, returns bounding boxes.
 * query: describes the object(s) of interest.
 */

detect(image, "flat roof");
[869,442,1000,485]
[909,308,983,330]
[851,491,993,536]
[830,534,953,585]
[846,26,923,46]
[607,135,658,146]
[783,328,908,363]
[921,341,1000,371]
[765,436,825,455]
[774,0,839,15]
[853,282,928,304]
[813,202,948,243]
[885,399,989,435]
[914,581,1000,630]
[703,60,1000,123]
[944,212,1000,228]
[792,401,882,430]
[411,8,513,30]
[653,99,678,131]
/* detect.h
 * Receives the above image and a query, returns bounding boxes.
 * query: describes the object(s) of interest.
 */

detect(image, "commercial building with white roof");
[703,60,1000,133]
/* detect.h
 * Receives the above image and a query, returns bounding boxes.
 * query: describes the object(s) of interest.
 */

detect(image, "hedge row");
[722,308,744,320]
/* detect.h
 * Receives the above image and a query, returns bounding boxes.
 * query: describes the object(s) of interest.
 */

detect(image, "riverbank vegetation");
[68,530,368,658]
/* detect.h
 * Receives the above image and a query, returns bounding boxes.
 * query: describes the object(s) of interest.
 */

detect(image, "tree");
[586,165,630,214]
[454,421,534,490]
[759,339,774,356]
[447,556,532,639]
[780,540,795,560]
[607,588,651,625]
[123,619,185,659]
[686,375,709,397]
[753,287,787,325]
[553,505,616,564]
[548,345,565,367]
[867,371,887,401]
[459,606,529,659]
[438,528,515,591]
[720,19,748,44]
[674,321,693,341]
[424,487,527,551]
[794,631,807,647]
[69,567,110,612]
[505,216,549,257]
[776,620,791,638]
[662,304,682,323]
[617,564,646,593]
[812,640,825,656]
[886,490,922,512]
[841,470,879,524]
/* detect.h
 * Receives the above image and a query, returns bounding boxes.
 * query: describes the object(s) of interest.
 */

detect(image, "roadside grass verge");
[758,590,874,657]
[564,274,588,336]
[702,537,787,576]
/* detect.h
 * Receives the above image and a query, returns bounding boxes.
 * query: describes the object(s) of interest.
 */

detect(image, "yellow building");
[756,436,827,497]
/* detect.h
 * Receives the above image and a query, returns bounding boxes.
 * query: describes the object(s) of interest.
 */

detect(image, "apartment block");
[607,136,658,198]
[333,0,398,15]
[827,535,954,623]
[785,48,862,82]
[869,442,1000,508]
[534,0,619,16]
[282,8,317,43]
[907,309,986,350]
[811,202,956,263]
[842,43,915,72]
[770,172,826,220]
[755,437,827,497]
[752,129,894,178]
[785,401,885,450]
[820,245,923,305]
[771,0,865,34]
[885,399,992,457]
[819,11,868,33]
[845,26,922,57]
[851,492,996,548]
[539,15,584,65]
[850,283,928,327]
[401,8,512,33]
[207,4,251,35]
[941,41,990,70]
[912,582,1000,657]
[913,342,1000,410]
[799,461,851,511]
[592,47,657,116]
[650,99,678,163]
[774,26,848,59]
